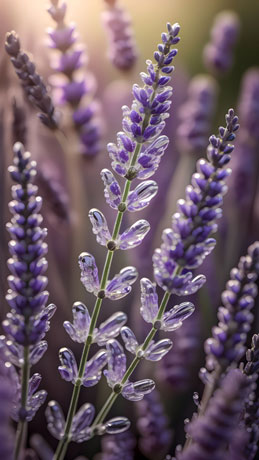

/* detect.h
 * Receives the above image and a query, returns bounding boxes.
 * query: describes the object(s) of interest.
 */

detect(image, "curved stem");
[14,345,30,460]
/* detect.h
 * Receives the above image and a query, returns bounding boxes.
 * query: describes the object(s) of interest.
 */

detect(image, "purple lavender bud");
[203,11,240,75]
[89,209,112,246]
[136,389,172,460]
[153,109,239,295]
[204,242,259,375]
[161,302,195,331]
[94,312,127,345]
[11,371,47,422]
[105,266,138,300]
[127,180,158,211]
[177,75,218,154]
[58,347,78,383]
[140,278,159,323]
[104,417,131,434]
[101,169,122,210]
[122,379,155,401]
[45,401,66,440]
[78,252,100,295]
[82,350,108,387]
[118,220,150,250]
[47,0,102,156]
[120,327,172,361]
[120,327,139,354]
[97,431,136,460]
[5,32,58,129]
[104,339,126,387]
[63,302,91,343]
[71,403,95,442]
[178,369,248,460]
[108,23,179,179]
[102,1,137,71]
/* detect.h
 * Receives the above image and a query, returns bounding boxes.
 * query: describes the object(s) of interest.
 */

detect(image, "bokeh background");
[0,0,259,459]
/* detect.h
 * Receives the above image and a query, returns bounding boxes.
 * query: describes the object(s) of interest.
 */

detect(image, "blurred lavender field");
[0,0,259,459]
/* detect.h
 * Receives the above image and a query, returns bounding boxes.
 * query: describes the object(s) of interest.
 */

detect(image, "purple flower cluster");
[203,242,259,379]
[203,10,240,75]
[5,32,58,129]
[1,143,55,421]
[177,75,218,154]
[47,0,101,156]
[136,389,172,459]
[153,109,239,296]
[102,0,137,71]
[97,431,136,460]
[178,369,248,460]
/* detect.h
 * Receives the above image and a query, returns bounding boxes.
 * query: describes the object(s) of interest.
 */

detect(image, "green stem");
[91,289,173,429]
[14,345,30,460]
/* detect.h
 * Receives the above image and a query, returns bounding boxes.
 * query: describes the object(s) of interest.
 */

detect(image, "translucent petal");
[161,302,195,331]
[122,379,155,401]
[78,252,100,294]
[118,220,150,250]
[101,168,121,210]
[145,339,173,361]
[120,327,139,354]
[140,277,159,323]
[71,403,95,442]
[64,302,91,343]
[29,340,48,365]
[105,417,131,434]
[26,390,47,421]
[89,208,111,246]
[173,274,206,296]
[82,349,108,387]
[94,312,127,346]
[105,267,138,300]
[58,347,78,383]
[103,339,126,387]
[137,135,169,179]
[46,401,65,440]
[127,181,158,211]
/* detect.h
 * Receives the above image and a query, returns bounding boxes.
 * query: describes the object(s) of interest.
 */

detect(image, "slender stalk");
[14,345,30,460]
[91,289,173,429]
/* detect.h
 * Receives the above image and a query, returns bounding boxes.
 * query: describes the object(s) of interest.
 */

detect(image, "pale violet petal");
[58,348,78,383]
[105,267,138,300]
[94,312,127,346]
[127,181,158,212]
[120,326,139,354]
[122,379,155,401]
[140,277,159,323]
[89,208,111,246]
[101,169,121,210]
[117,220,150,250]
[161,302,195,331]
[46,401,65,440]
[103,339,126,387]
[145,338,173,361]
[82,350,108,387]
[78,252,100,294]
[63,302,91,343]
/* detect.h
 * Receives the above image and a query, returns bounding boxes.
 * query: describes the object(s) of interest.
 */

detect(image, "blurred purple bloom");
[177,74,218,154]
[47,0,102,156]
[102,1,137,71]
[136,389,172,460]
[97,431,136,460]
[0,358,15,460]
[153,109,239,295]
[178,369,248,460]
[203,10,240,75]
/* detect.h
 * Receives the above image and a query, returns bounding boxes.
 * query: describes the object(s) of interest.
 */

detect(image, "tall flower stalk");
[49,22,181,460]
[1,143,55,460]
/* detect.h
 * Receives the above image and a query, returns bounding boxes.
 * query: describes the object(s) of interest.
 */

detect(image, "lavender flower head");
[178,369,248,460]
[203,10,240,75]
[102,0,137,71]
[203,242,259,380]
[47,0,102,156]
[1,142,56,421]
[177,75,218,154]
[5,32,58,129]
[153,109,239,296]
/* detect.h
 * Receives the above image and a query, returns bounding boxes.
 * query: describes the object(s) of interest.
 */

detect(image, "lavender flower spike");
[177,369,248,460]
[1,142,56,421]
[102,0,137,71]
[153,109,239,296]
[47,0,102,156]
[5,32,58,129]
[203,10,240,76]
[203,242,259,379]
[107,22,180,180]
